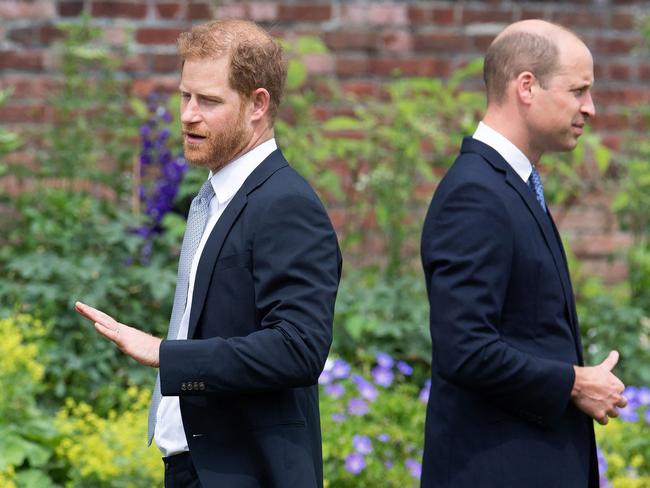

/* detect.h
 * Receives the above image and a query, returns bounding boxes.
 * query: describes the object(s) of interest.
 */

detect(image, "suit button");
[199,382,206,391]
[193,382,199,391]
[181,383,187,391]
[187,383,193,391]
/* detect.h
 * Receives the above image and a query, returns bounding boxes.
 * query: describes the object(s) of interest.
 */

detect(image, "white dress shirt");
[154,138,278,457]
[473,121,533,184]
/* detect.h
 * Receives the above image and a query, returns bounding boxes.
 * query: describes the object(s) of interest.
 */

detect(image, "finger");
[94,321,121,344]
[596,415,609,425]
[616,395,628,408]
[606,408,619,418]
[76,302,117,326]
[601,350,619,371]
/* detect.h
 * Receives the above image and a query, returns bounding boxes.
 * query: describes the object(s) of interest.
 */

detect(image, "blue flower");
[352,374,378,401]
[352,435,373,454]
[348,398,368,416]
[637,386,650,406]
[619,403,639,423]
[345,453,366,475]
[325,383,345,398]
[318,369,333,385]
[396,360,413,376]
[377,433,390,443]
[376,351,394,369]
[405,459,422,480]
[331,413,347,422]
[419,379,431,403]
[332,358,351,379]
[372,366,394,387]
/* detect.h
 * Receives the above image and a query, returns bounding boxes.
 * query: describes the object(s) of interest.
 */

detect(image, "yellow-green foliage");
[0,314,45,416]
[0,466,16,488]
[596,420,650,487]
[56,386,163,487]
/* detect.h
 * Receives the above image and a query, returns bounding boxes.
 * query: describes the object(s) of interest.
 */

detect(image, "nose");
[180,96,201,124]
[581,92,596,118]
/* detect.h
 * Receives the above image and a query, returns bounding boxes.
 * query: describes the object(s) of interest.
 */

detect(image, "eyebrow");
[178,87,225,102]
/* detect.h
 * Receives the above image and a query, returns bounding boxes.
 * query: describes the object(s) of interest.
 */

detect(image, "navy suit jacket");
[159,149,342,487]
[420,138,597,487]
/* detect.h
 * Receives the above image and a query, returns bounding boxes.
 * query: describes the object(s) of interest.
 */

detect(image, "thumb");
[600,350,619,371]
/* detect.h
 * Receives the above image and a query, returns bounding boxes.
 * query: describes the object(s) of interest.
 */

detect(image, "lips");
[183,131,208,143]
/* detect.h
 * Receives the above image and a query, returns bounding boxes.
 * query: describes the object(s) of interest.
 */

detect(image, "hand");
[571,350,627,425]
[75,301,161,368]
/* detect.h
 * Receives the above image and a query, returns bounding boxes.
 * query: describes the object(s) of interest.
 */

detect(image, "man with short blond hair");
[77,19,341,487]
[420,20,626,487]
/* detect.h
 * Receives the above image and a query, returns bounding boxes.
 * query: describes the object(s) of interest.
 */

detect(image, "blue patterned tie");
[147,179,215,444]
[528,166,547,213]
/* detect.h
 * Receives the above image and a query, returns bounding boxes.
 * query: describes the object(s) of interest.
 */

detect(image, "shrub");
[320,353,427,487]
[55,387,162,487]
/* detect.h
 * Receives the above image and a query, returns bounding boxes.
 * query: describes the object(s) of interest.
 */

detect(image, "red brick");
[473,34,496,52]
[0,0,55,18]
[571,232,633,257]
[335,56,370,77]
[520,9,547,21]
[0,75,59,99]
[323,31,378,51]
[461,7,514,24]
[249,2,277,22]
[188,1,213,20]
[581,258,628,285]
[367,4,408,26]
[9,27,37,46]
[590,111,631,131]
[608,63,632,81]
[156,3,181,19]
[40,24,66,44]
[132,76,179,97]
[91,1,147,19]
[57,1,84,16]
[551,10,607,29]
[369,58,451,77]
[594,36,641,55]
[413,33,469,53]
[340,80,386,99]
[408,6,455,25]
[136,28,184,45]
[277,4,331,22]
[639,64,650,81]
[0,103,52,123]
[611,12,635,30]
[152,54,180,73]
[0,50,44,70]
[381,31,412,52]
[303,53,334,75]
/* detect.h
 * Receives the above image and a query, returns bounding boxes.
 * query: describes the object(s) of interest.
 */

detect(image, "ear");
[249,88,271,123]
[515,71,537,106]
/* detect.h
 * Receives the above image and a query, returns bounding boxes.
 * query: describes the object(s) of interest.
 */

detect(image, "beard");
[182,104,250,172]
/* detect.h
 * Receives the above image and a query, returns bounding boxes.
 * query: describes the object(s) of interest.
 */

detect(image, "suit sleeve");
[159,192,341,395]
[422,180,574,425]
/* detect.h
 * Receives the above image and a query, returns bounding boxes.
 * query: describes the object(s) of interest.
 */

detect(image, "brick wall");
[2,0,649,283]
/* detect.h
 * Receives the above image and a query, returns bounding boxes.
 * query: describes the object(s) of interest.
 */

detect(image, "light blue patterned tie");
[528,166,547,213]
[147,179,215,444]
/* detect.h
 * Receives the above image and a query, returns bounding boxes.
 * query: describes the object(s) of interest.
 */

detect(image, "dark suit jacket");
[159,149,342,488]
[419,138,597,487]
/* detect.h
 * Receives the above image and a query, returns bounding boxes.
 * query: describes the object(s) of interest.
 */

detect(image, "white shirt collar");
[207,138,277,205]
[473,121,533,183]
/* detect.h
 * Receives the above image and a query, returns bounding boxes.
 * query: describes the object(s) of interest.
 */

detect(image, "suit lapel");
[462,138,580,342]
[187,149,289,338]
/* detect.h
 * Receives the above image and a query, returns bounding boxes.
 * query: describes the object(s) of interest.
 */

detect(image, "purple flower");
[348,398,368,416]
[331,413,347,422]
[345,453,366,475]
[139,124,151,137]
[405,459,422,480]
[161,109,173,123]
[637,386,650,406]
[372,366,394,387]
[352,435,372,454]
[397,360,413,376]
[645,409,650,425]
[377,433,390,443]
[419,379,431,404]
[332,358,351,379]
[353,375,378,401]
[325,383,345,398]
[376,351,394,369]
[597,447,610,487]
[618,403,639,423]
[318,369,333,385]
[384,460,393,469]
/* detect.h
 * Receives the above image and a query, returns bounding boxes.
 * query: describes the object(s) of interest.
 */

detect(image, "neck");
[483,108,541,165]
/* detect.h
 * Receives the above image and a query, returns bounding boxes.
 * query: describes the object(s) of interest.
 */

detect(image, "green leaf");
[296,36,328,55]
[322,116,363,131]
[286,60,307,90]
[15,470,57,488]
[0,434,28,469]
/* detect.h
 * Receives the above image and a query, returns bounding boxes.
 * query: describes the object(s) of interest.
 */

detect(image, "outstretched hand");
[571,350,627,425]
[75,301,161,368]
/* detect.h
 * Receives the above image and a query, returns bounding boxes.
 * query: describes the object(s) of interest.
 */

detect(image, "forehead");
[550,41,594,86]
[180,56,232,93]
